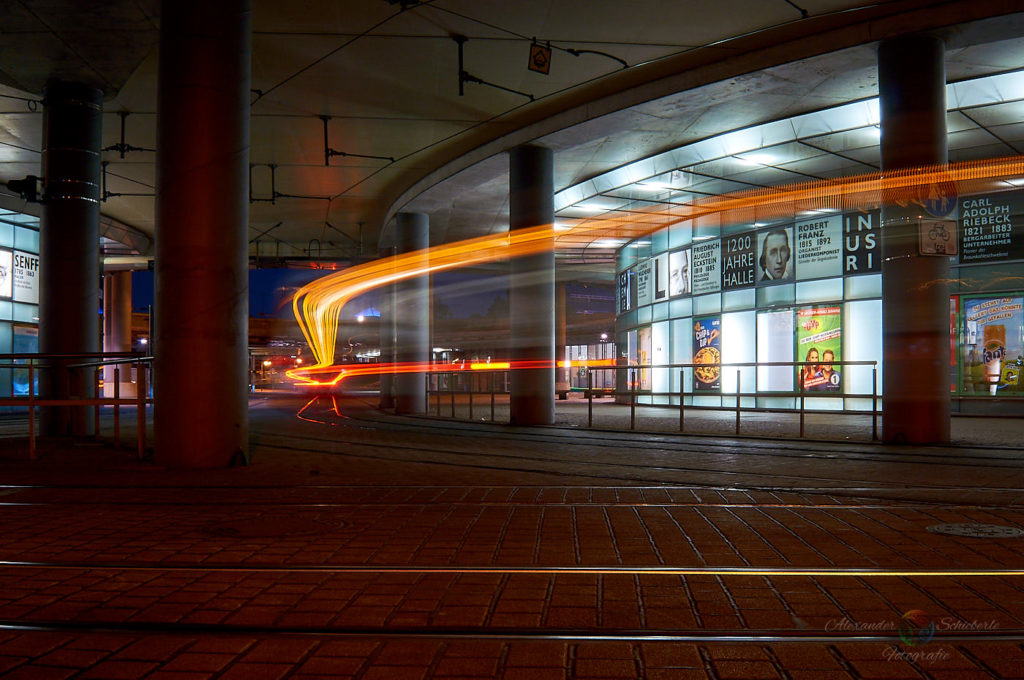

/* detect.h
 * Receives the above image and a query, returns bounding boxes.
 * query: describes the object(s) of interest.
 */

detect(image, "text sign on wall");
[722,233,756,289]
[843,210,881,274]
[959,193,1024,263]
[636,259,653,306]
[690,240,721,294]
[13,250,39,304]
[796,215,842,279]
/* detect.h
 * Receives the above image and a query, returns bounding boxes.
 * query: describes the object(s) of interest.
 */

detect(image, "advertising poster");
[653,253,669,302]
[963,296,1024,394]
[722,232,756,289]
[691,239,721,294]
[796,306,842,392]
[843,210,881,274]
[12,250,39,304]
[959,192,1024,263]
[618,270,631,314]
[669,249,691,296]
[0,248,11,299]
[795,215,842,279]
[693,316,721,391]
[636,258,653,306]
[638,325,652,390]
[757,227,794,282]
[757,310,794,392]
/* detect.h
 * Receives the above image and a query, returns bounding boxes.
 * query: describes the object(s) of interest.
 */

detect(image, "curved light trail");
[289,156,1024,386]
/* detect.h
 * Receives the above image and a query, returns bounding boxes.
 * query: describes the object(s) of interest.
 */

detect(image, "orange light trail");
[289,156,1024,384]
[290,359,616,388]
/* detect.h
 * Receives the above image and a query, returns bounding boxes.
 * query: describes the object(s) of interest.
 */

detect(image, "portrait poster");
[691,240,721,294]
[756,227,794,283]
[0,248,11,299]
[669,249,691,297]
[693,316,721,391]
[795,215,842,279]
[638,325,652,391]
[796,306,842,392]
[963,297,1024,393]
[722,232,756,289]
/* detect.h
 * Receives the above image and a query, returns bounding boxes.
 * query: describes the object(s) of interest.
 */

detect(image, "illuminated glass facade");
[0,207,41,404]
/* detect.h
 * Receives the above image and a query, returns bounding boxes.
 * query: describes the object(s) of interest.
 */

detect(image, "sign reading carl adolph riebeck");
[959,192,1024,263]
[796,214,842,279]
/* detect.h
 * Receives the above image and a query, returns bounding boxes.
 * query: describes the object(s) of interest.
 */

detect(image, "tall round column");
[556,281,569,397]
[879,35,950,444]
[39,80,102,436]
[394,213,429,415]
[378,245,396,409]
[154,0,251,467]
[509,145,555,425]
[103,271,133,396]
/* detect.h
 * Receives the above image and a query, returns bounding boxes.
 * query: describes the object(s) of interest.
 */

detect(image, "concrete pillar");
[103,271,133,397]
[879,35,950,444]
[378,246,396,409]
[154,0,251,467]
[39,80,102,436]
[556,281,569,398]
[509,145,555,425]
[394,213,429,415]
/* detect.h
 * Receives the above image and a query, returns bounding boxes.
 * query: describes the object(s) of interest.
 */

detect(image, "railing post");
[679,368,685,433]
[28,362,35,461]
[630,368,636,430]
[587,370,593,428]
[114,366,121,447]
[872,365,878,441]
[735,368,741,435]
[450,374,456,417]
[490,372,495,422]
[94,367,101,438]
[799,365,806,438]
[468,377,474,420]
[136,360,146,460]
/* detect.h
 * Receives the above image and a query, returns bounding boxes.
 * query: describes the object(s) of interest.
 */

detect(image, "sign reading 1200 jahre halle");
[959,192,1024,263]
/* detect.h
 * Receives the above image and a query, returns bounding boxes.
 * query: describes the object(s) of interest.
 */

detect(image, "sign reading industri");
[843,210,881,273]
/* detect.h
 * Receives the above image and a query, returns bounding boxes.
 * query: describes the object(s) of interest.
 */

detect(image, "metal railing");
[424,360,880,439]
[0,352,152,460]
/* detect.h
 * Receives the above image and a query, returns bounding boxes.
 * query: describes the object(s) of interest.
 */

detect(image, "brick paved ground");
[0,393,1022,678]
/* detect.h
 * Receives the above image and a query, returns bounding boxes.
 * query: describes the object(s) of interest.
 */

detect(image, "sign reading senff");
[13,250,39,303]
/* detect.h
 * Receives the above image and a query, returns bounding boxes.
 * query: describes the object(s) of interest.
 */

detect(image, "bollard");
[630,368,636,430]
[679,369,685,433]
[799,368,806,438]
[136,361,147,460]
[113,367,121,446]
[735,369,741,435]
[587,370,593,428]
[872,366,878,441]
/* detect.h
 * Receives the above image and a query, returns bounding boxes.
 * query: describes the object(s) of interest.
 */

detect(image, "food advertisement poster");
[959,192,1024,263]
[691,240,721,294]
[693,316,721,391]
[963,296,1023,393]
[795,215,842,279]
[796,306,842,392]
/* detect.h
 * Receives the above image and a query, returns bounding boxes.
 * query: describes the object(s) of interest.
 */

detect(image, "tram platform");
[0,393,1022,679]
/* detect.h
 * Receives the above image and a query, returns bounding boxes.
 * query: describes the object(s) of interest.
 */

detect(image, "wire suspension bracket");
[320,116,395,166]
[102,111,155,159]
[454,35,534,101]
